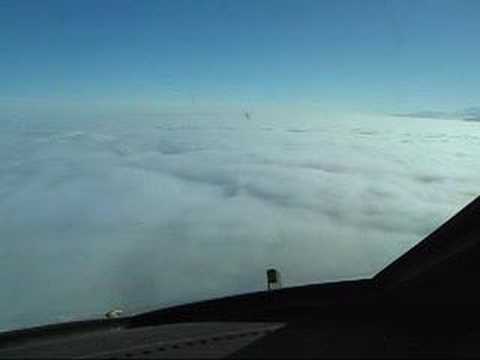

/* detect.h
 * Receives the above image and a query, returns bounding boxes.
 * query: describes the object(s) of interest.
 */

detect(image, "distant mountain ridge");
[393,107,480,122]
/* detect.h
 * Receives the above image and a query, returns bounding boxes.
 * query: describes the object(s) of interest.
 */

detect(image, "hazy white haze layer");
[1,111,479,331]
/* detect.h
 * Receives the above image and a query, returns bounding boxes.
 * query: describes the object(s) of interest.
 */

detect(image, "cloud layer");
[1,112,479,331]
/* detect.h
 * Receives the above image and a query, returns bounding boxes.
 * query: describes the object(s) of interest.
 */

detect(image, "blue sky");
[1,0,479,115]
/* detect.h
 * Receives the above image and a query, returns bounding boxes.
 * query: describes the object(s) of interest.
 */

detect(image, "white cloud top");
[1,111,478,331]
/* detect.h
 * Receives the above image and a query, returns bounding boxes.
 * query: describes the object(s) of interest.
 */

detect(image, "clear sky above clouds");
[1,0,480,114]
